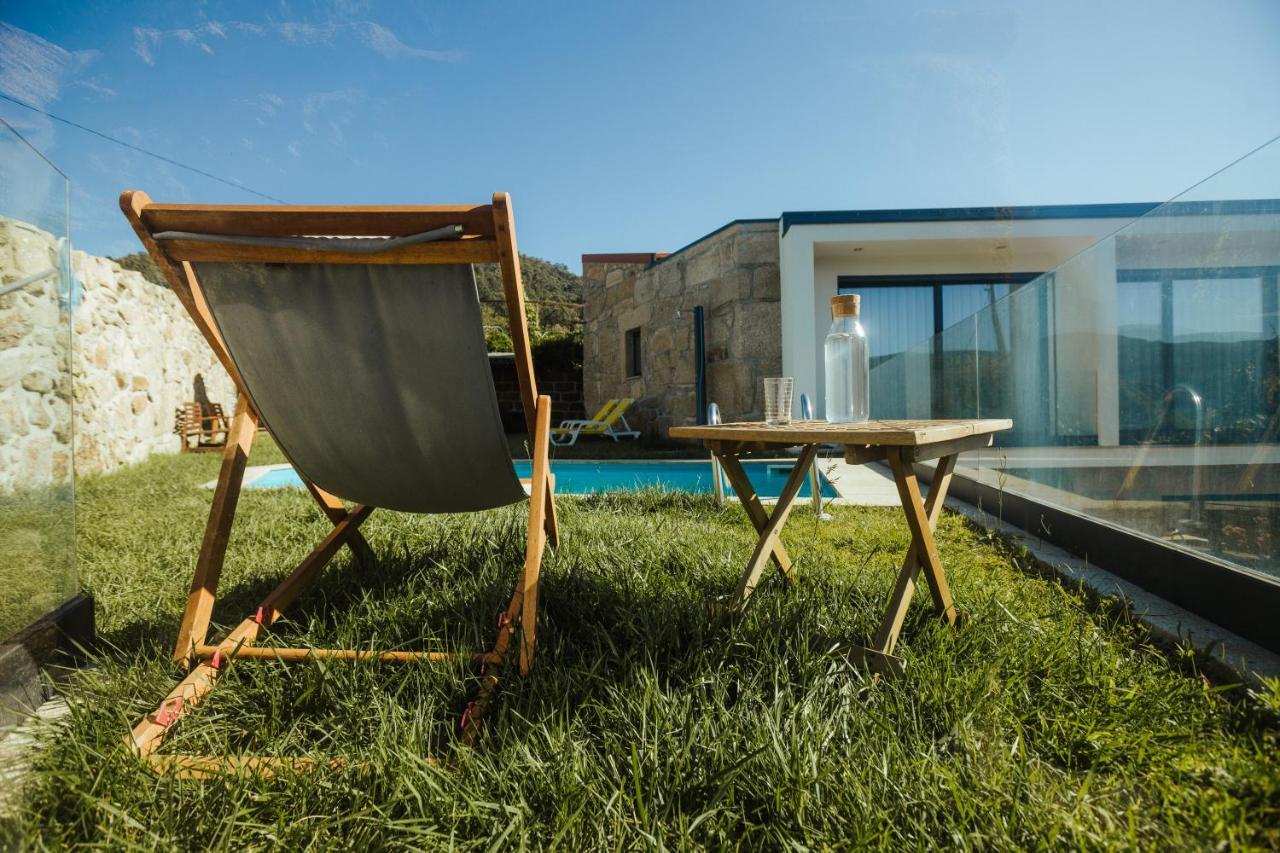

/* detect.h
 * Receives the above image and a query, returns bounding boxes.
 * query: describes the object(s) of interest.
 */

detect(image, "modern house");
[584,198,1280,648]
[583,201,1280,447]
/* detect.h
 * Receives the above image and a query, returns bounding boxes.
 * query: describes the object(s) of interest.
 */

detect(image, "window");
[1116,267,1278,444]
[837,273,1040,367]
[625,327,642,378]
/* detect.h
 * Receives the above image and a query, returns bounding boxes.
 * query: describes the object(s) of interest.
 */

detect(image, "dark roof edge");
[780,199,1280,236]
[781,203,1158,236]
[581,252,669,265]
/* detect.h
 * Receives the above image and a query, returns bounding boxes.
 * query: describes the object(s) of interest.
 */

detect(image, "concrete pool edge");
[207,458,897,506]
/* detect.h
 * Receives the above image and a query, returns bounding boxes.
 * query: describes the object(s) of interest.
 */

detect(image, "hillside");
[110,251,584,350]
[473,254,583,342]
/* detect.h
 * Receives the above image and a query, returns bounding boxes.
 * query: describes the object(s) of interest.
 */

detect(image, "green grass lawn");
[8,440,1279,848]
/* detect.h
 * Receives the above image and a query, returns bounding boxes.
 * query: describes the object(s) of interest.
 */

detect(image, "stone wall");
[581,222,781,436]
[489,354,584,433]
[0,217,235,492]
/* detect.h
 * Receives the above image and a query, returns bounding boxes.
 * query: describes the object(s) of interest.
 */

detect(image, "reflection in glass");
[0,122,76,642]
[868,139,1280,582]
[851,286,934,366]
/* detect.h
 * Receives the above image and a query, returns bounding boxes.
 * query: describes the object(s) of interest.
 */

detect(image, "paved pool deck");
[816,458,901,506]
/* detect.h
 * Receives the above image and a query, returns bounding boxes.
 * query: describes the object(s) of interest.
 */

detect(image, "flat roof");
[583,199,1280,271]
[780,202,1161,235]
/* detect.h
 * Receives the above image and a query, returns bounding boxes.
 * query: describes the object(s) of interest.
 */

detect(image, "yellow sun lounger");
[550,398,641,446]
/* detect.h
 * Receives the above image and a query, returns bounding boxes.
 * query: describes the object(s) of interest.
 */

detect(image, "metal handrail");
[707,402,726,505]
[1115,382,1205,522]
[1168,383,1206,522]
[800,393,832,520]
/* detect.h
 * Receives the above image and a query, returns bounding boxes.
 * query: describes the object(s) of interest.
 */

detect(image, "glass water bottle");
[824,294,869,423]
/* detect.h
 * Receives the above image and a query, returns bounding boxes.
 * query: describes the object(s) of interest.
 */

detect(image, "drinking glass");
[763,377,794,426]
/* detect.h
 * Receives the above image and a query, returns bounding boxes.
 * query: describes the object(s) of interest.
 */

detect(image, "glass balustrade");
[870,138,1280,585]
[0,121,76,646]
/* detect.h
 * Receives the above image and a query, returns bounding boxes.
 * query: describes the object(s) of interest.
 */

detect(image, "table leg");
[715,452,795,582]
[720,445,818,608]
[847,451,959,677]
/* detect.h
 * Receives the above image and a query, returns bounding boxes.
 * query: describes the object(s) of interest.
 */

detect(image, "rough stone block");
[117,301,143,325]
[735,230,779,266]
[710,270,752,308]
[0,348,30,388]
[660,384,697,425]
[656,262,683,299]
[706,360,754,417]
[732,302,782,367]
[0,397,29,441]
[685,249,720,287]
[21,371,54,393]
[616,305,652,335]
[28,399,51,429]
[633,271,657,304]
[605,276,635,310]
[751,264,781,300]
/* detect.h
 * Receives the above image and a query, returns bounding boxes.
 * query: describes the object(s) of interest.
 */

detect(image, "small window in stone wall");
[625,327,642,378]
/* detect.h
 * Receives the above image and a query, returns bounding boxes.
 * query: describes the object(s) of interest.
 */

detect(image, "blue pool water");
[247,460,837,499]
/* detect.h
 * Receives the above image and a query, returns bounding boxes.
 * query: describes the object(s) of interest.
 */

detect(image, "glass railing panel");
[0,121,76,643]
[868,136,1280,583]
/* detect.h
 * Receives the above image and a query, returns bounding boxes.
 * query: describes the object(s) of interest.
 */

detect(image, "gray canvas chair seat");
[192,260,524,513]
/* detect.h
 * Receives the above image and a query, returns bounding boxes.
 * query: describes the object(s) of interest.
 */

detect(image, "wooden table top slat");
[668,418,1012,447]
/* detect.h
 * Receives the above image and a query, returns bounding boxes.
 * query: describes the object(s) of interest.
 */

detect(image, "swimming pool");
[245,459,837,499]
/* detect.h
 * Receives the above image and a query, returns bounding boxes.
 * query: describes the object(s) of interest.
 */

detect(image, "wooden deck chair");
[174,401,230,452]
[119,190,559,777]
[550,397,641,446]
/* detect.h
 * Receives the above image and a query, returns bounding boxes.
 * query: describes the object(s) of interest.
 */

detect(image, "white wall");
[780,217,1131,419]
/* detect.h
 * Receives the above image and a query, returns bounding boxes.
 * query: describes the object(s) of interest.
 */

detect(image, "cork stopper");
[831,294,860,317]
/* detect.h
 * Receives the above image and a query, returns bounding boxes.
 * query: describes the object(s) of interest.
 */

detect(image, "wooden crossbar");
[140,203,499,238]
[156,237,499,265]
[194,645,499,665]
[147,753,355,781]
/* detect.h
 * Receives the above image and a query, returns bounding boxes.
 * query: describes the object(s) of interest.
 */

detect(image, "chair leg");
[460,396,553,745]
[520,395,552,675]
[544,480,560,550]
[173,394,259,663]
[131,504,374,758]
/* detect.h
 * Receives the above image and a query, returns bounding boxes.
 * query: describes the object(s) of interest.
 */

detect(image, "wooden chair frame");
[175,401,230,453]
[119,190,559,776]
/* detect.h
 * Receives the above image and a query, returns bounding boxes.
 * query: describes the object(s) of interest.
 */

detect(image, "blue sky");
[1,1,1278,267]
